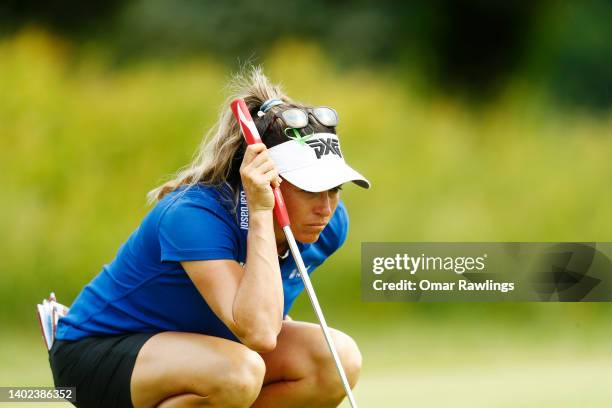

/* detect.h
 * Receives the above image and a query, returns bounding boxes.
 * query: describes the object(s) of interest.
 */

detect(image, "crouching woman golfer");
[49,69,370,408]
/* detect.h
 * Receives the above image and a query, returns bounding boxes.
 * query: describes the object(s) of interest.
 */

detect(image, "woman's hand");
[240,143,282,212]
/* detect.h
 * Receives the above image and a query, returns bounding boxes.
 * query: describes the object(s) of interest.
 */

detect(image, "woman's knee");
[310,329,362,401]
[132,333,266,408]
[208,347,266,407]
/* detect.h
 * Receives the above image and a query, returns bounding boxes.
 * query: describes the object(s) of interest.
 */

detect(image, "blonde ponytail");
[147,67,290,204]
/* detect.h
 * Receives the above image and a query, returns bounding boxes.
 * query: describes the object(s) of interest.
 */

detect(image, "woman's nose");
[314,192,332,216]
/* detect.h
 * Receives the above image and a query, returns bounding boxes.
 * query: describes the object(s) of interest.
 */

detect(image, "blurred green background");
[1,1,611,406]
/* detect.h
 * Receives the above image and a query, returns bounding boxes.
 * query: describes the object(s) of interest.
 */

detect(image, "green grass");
[345,321,612,407]
[3,322,610,408]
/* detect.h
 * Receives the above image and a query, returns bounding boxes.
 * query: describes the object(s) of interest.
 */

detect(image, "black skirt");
[48,333,157,408]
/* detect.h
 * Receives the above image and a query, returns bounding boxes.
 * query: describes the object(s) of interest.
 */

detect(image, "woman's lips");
[305,223,327,228]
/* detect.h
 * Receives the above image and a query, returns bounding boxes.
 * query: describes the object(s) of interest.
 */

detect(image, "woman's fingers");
[241,143,267,168]
[271,176,282,189]
[261,168,280,188]
[250,168,278,189]
[241,144,278,183]
[246,148,271,170]
[254,160,275,175]
[239,143,281,211]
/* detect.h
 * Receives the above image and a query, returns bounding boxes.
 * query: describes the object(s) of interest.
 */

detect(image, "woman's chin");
[295,231,322,244]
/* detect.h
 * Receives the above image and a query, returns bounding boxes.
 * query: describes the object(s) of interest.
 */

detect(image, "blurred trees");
[2,31,612,325]
[1,0,611,110]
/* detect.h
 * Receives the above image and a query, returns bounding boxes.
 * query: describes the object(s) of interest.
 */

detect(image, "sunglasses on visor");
[262,107,338,135]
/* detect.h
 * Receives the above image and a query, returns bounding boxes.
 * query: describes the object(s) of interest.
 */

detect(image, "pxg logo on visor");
[305,137,343,159]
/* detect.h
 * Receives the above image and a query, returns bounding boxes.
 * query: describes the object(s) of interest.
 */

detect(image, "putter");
[231,99,358,408]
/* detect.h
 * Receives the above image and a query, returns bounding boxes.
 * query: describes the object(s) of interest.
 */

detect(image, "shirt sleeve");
[158,196,238,262]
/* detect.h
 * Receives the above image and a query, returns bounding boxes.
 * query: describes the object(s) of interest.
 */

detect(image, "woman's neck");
[276,236,288,256]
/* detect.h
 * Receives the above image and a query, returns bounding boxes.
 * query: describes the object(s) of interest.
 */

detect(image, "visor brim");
[279,161,371,193]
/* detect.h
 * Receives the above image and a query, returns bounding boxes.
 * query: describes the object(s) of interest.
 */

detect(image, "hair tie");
[257,98,284,117]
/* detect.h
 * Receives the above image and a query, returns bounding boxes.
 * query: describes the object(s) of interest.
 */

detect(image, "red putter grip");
[230,99,291,228]
[230,99,261,144]
[272,188,290,228]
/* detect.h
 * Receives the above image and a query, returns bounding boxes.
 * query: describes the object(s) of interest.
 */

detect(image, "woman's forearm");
[232,209,284,352]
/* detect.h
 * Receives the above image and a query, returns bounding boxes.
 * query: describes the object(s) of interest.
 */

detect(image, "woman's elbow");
[241,331,278,353]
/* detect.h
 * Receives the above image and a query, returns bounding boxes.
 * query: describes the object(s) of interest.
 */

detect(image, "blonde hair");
[147,67,289,204]
[147,66,336,204]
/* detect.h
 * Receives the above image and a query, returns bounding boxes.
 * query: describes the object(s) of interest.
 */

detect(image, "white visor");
[267,133,370,192]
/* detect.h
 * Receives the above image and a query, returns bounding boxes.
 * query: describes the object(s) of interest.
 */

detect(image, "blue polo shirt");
[56,183,348,341]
